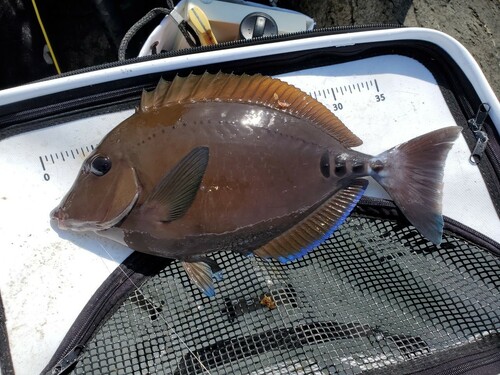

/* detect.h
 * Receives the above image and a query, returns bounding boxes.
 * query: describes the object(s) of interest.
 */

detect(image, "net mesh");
[72,215,499,374]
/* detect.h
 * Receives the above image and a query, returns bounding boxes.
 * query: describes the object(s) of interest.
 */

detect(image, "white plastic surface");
[0,51,499,375]
[0,112,134,375]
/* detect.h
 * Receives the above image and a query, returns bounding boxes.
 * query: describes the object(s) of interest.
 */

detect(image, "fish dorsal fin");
[140,72,362,147]
[143,146,209,222]
[254,179,368,263]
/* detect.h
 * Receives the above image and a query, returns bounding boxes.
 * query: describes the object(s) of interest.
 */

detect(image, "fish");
[51,72,461,297]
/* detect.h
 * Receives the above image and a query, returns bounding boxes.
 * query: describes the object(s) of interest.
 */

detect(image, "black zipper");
[0,292,15,375]
[362,336,500,375]
[410,343,500,375]
[46,264,137,375]
[0,24,401,128]
[0,86,142,141]
[432,349,500,375]
[39,24,404,80]
[42,252,172,375]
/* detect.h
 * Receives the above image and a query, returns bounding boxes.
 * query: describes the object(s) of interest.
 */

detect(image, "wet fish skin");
[51,73,461,296]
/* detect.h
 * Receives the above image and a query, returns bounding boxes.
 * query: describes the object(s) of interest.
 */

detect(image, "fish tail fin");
[371,126,461,245]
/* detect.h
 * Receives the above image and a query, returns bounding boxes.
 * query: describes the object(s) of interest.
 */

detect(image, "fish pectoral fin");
[182,257,222,297]
[145,147,209,222]
[254,179,368,263]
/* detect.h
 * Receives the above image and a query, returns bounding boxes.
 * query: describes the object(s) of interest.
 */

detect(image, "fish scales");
[118,101,341,255]
[51,72,461,296]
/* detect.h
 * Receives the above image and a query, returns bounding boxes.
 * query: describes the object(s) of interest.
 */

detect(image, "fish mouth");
[50,189,139,232]
[51,207,107,232]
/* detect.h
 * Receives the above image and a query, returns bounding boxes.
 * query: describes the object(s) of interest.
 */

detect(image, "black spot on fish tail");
[334,154,346,177]
[352,161,365,174]
[335,166,346,176]
[320,151,330,178]
[370,159,384,172]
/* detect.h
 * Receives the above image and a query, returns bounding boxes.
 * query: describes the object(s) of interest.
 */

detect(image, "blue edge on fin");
[205,288,215,298]
[203,271,222,298]
[276,188,366,264]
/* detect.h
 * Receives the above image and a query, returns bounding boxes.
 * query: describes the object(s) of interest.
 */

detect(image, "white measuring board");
[0,55,498,375]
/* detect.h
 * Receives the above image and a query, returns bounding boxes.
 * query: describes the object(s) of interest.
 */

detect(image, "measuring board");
[309,78,384,110]
[39,145,96,182]
[0,54,499,375]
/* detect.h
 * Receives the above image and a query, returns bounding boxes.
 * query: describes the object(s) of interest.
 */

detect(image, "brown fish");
[51,72,461,296]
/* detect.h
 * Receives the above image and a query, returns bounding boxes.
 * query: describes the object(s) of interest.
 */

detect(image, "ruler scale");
[38,145,96,181]
[307,78,385,114]
[309,78,380,97]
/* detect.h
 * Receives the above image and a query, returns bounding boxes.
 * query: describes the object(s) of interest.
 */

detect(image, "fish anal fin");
[144,146,209,222]
[254,179,368,263]
[182,257,222,297]
[139,72,362,147]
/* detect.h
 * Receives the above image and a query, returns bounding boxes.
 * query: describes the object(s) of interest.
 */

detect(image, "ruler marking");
[357,83,361,91]
[340,87,344,95]
[331,88,337,101]
[348,85,352,94]
[322,89,326,97]
[374,79,380,92]
[39,157,46,171]
[60,152,65,162]
[90,145,95,150]
[55,154,59,160]
[66,151,69,157]
[75,149,80,155]
[86,146,90,152]
[49,154,54,163]
[71,150,75,159]
[45,155,49,162]
[81,147,86,157]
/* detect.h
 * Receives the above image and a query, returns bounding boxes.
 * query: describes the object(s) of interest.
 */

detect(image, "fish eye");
[89,155,112,176]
